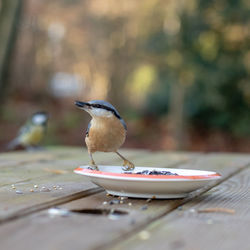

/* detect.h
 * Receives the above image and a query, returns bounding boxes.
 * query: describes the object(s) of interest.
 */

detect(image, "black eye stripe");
[90,104,121,119]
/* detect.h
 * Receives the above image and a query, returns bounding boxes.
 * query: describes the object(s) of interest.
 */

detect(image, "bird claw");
[122,160,135,171]
[89,163,99,171]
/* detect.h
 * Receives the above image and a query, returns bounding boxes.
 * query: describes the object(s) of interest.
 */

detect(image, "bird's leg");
[116,151,135,171]
[89,152,99,170]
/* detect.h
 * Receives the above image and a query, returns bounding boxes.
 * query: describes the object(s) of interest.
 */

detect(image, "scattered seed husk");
[40,187,51,192]
[198,207,235,214]
[109,199,120,205]
[139,231,150,240]
[30,189,34,192]
[48,208,70,217]
[16,190,23,194]
[108,213,121,220]
[34,185,38,188]
[128,202,132,206]
[146,198,152,203]
[141,205,148,210]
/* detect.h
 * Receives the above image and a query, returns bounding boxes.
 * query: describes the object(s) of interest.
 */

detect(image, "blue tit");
[75,100,134,171]
[7,112,49,150]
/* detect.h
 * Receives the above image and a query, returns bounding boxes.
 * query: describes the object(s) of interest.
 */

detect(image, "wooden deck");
[0,147,249,250]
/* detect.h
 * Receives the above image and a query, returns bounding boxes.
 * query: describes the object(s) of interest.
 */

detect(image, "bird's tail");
[6,138,20,150]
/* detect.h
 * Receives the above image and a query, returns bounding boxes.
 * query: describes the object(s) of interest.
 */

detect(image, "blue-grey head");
[75,100,127,130]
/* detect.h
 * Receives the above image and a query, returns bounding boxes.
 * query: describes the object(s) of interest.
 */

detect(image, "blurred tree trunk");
[0,0,22,103]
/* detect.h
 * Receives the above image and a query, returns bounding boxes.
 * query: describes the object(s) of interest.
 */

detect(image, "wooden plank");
[0,147,143,169]
[0,150,194,222]
[115,167,250,250]
[0,148,196,170]
[132,151,199,168]
[0,148,196,187]
[0,173,99,222]
[0,148,145,186]
[0,153,249,250]
[0,149,148,221]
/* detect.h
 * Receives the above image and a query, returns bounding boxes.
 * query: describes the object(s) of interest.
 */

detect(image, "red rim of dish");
[74,167,221,180]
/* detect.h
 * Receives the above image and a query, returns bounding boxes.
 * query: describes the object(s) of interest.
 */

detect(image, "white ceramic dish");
[74,165,221,199]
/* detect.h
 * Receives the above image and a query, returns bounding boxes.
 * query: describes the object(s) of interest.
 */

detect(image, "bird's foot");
[122,160,135,171]
[88,165,99,170]
[89,160,99,170]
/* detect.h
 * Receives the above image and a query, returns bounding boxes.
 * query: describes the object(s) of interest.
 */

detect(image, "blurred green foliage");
[143,0,250,136]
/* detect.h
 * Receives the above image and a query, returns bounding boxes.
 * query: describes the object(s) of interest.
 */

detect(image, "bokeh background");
[0,0,250,152]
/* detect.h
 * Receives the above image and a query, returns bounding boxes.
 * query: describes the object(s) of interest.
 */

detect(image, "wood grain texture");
[0,147,142,169]
[0,153,249,250]
[0,148,147,222]
[0,149,194,223]
[114,167,250,250]
[0,148,142,186]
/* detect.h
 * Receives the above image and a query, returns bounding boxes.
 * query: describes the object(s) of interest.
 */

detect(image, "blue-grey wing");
[119,118,127,131]
[86,122,91,136]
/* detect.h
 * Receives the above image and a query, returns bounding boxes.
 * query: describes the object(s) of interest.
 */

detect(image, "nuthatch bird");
[75,100,135,171]
[7,112,49,150]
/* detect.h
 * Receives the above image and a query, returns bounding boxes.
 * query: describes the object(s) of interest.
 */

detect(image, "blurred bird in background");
[7,112,49,150]
[75,100,134,171]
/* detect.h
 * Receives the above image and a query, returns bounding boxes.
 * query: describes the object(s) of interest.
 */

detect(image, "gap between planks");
[0,149,145,187]
[0,187,102,225]
[98,162,250,250]
[0,154,249,250]
[112,166,250,250]
[0,150,196,225]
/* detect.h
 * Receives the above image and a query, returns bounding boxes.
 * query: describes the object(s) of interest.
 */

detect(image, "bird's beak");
[75,101,90,111]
